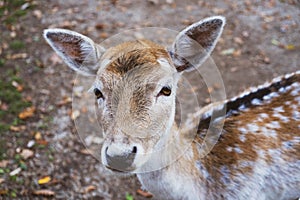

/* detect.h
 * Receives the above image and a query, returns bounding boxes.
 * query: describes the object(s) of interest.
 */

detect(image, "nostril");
[132,146,137,154]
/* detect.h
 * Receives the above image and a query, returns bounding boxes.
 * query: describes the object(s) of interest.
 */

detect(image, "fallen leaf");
[27,140,35,148]
[19,106,36,119]
[212,8,225,14]
[0,102,8,111]
[71,110,80,120]
[80,148,93,155]
[242,31,249,38]
[233,49,242,57]
[49,53,62,65]
[9,125,26,132]
[81,106,87,113]
[284,44,295,50]
[221,48,235,55]
[100,32,108,39]
[271,39,280,46]
[20,149,34,160]
[38,176,51,185]
[136,189,153,198]
[60,20,77,29]
[6,53,28,60]
[36,139,48,146]
[56,97,72,106]
[21,2,30,10]
[95,23,106,30]
[9,167,21,176]
[81,185,96,194]
[0,189,8,195]
[34,132,42,140]
[10,31,16,38]
[263,56,271,64]
[33,10,42,19]
[233,37,244,45]
[0,160,9,168]
[10,126,21,132]
[33,189,55,196]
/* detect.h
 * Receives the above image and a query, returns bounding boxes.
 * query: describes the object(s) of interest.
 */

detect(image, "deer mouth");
[105,165,135,174]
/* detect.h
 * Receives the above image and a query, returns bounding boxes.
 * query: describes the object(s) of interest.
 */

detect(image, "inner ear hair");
[168,50,191,72]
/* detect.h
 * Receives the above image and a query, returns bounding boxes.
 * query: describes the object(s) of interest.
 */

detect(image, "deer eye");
[158,86,172,96]
[94,88,104,99]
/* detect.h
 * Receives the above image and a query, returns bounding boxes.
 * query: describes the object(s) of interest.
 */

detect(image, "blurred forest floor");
[0,0,299,199]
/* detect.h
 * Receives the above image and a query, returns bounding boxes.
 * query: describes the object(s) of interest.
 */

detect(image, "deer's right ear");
[43,29,105,75]
[170,16,225,72]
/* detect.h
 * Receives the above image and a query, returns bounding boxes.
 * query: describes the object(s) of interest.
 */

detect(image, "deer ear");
[170,16,225,72]
[43,28,105,75]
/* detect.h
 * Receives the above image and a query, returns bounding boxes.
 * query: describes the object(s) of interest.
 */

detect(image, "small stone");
[263,57,270,64]
[242,31,249,38]
[10,31,17,38]
[233,37,244,45]
[27,140,35,148]
[33,10,42,19]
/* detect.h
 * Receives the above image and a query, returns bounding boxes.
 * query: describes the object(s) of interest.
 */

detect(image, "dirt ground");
[0,0,299,199]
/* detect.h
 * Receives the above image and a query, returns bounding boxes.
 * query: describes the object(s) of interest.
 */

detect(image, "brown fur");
[103,40,170,76]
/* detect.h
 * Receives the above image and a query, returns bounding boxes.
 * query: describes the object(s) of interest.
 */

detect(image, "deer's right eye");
[94,88,104,100]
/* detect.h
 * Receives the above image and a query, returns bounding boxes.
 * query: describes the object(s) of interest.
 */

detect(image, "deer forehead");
[98,39,175,76]
[95,40,178,94]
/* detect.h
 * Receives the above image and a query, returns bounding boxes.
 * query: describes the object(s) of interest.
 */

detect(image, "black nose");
[105,146,137,172]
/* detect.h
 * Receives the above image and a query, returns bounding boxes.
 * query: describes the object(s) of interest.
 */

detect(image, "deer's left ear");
[170,16,225,72]
[43,28,105,75]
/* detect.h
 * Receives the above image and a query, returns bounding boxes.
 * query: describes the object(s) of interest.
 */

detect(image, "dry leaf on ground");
[136,189,153,198]
[81,185,96,194]
[20,149,34,160]
[10,125,26,132]
[38,176,51,185]
[0,189,8,195]
[33,189,55,196]
[19,106,36,119]
[71,110,80,120]
[9,167,21,176]
[0,160,9,168]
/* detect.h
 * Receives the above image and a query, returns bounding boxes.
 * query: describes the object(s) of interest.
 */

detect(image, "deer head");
[43,16,225,173]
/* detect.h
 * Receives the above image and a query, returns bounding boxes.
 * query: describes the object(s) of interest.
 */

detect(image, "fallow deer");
[43,16,300,200]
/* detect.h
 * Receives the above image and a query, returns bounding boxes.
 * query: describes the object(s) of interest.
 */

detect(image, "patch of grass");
[0,140,7,160]
[0,78,31,117]
[0,69,31,133]
[19,161,27,170]
[0,123,10,133]
[10,189,17,198]
[126,193,134,200]
[0,59,5,67]
[0,0,31,25]
[10,40,25,50]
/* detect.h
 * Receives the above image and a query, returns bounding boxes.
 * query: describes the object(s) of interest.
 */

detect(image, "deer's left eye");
[94,88,104,99]
[158,86,172,97]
